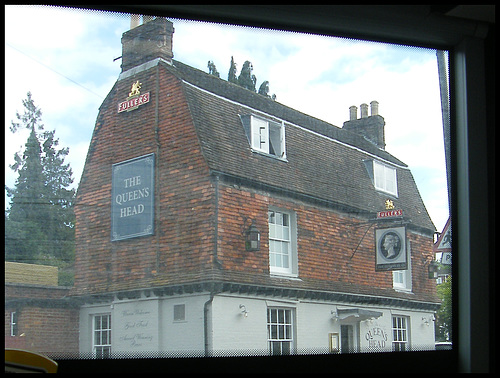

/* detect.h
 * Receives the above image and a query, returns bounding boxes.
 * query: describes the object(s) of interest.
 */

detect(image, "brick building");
[71,17,439,357]
[4,262,79,357]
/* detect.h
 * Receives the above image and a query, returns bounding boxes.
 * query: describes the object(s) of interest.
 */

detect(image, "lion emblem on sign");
[129,81,142,97]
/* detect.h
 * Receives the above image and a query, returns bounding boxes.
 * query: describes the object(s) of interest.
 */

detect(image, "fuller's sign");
[118,80,150,113]
[377,209,403,219]
[118,93,150,112]
[111,153,155,241]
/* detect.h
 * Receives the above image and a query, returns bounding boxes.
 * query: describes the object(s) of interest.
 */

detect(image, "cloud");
[4,8,449,229]
[5,6,126,196]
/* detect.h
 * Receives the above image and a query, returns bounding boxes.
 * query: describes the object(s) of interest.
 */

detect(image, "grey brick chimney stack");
[121,17,174,73]
[343,101,386,150]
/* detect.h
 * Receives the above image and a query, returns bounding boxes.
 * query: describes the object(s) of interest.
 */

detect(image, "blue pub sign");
[111,153,155,241]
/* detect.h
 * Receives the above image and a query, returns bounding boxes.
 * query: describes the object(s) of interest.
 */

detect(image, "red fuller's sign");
[118,80,150,113]
[377,209,403,219]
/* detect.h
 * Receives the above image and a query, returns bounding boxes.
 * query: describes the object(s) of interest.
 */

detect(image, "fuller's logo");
[118,80,150,113]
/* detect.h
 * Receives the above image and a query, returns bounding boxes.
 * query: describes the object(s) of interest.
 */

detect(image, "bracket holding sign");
[349,201,405,261]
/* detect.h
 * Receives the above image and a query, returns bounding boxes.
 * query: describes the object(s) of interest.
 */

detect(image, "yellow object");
[5,348,58,373]
[5,262,58,286]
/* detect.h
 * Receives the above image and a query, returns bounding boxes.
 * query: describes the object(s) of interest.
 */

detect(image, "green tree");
[228,56,238,84]
[215,56,276,99]
[5,92,75,284]
[237,60,257,92]
[435,275,452,341]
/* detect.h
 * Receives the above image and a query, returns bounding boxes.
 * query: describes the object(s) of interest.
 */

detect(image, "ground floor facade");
[78,285,437,358]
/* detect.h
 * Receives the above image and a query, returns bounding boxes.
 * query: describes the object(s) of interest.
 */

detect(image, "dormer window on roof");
[373,160,398,197]
[364,159,398,197]
[241,114,286,159]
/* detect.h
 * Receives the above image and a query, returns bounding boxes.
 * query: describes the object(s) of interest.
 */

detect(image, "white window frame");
[393,241,412,291]
[392,315,410,352]
[92,313,112,358]
[267,307,294,355]
[10,311,18,337]
[250,115,286,159]
[268,209,297,276]
[373,160,398,197]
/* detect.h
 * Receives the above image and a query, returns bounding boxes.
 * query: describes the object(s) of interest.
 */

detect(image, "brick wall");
[73,65,215,296]
[5,284,70,300]
[5,282,78,357]
[73,61,437,303]
[5,306,79,357]
[215,181,438,302]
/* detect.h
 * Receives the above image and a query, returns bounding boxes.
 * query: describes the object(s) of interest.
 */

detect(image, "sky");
[4,5,450,232]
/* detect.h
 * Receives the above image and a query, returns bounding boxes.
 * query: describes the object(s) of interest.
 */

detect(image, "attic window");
[373,160,398,197]
[364,159,398,197]
[241,115,286,159]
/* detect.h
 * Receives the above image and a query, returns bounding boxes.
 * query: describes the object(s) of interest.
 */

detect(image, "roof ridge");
[166,59,406,167]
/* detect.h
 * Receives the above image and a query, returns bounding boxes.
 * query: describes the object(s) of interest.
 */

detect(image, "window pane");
[281,341,290,355]
[282,254,289,268]
[269,224,275,239]
[270,309,276,323]
[275,224,283,240]
[268,211,275,224]
[269,252,276,267]
[271,325,277,339]
[282,213,288,227]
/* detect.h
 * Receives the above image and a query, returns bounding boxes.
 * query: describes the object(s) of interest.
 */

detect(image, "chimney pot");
[121,17,174,72]
[370,100,379,116]
[349,105,358,121]
[360,103,369,118]
[130,14,141,29]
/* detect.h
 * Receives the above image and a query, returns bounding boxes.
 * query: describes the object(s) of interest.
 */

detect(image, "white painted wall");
[210,295,269,356]
[159,294,207,356]
[79,293,436,357]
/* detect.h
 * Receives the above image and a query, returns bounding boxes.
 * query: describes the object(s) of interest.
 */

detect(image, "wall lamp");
[421,314,436,326]
[428,259,439,279]
[245,220,260,251]
[239,304,248,317]
[331,310,338,321]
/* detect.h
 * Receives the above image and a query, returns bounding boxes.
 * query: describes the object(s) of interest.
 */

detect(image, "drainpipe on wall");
[203,291,215,357]
[212,174,222,268]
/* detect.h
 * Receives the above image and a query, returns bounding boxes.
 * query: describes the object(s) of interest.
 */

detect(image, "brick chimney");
[121,16,174,72]
[343,101,385,149]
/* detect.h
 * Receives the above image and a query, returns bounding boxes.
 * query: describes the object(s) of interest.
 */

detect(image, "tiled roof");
[162,59,435,232]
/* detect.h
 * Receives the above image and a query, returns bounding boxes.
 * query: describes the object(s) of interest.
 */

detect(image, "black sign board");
[375,226,407,271]
[111,153,155,241]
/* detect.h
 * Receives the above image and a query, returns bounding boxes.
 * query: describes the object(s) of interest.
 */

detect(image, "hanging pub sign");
[375,226,407,271]
[111,153,155,241]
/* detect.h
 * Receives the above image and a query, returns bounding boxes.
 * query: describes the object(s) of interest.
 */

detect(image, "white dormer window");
[373,160,398,197]
[241,114,286,159]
